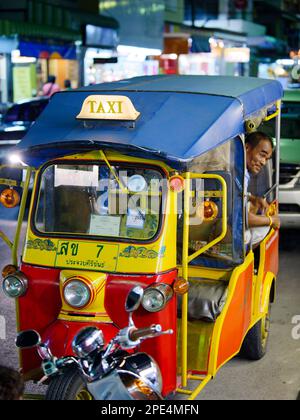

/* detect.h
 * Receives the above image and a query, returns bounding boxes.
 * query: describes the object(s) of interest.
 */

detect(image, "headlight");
[63,279,92,309]
[72,327,105,358]
[2,272,28,298]
[142,283,173,313]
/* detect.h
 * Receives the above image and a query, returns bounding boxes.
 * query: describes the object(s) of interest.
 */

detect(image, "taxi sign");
[77,95,140,121]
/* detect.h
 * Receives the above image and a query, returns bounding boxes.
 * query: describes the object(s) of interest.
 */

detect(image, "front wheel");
[46,368,93,400]
[240,306,271,361]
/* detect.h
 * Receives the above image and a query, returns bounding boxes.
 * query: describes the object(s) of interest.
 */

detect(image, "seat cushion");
[178,279,228,323]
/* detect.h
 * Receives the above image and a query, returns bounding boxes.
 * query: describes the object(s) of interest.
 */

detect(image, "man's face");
[246,139,273,175]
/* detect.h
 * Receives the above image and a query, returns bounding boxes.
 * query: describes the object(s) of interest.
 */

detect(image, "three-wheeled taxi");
[1,76,283,399]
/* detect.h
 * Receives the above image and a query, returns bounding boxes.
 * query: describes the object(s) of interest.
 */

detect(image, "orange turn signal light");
[198,200,219,221]
[2,264,17,278]
[173,277,189,295]
[0,189,20,208]
[169,175,184,193]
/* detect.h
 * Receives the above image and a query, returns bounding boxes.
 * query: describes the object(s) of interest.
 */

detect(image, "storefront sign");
[77,95,140,121]
[84,25,118,49]
[224,47,250,63]
[13,64,36,102]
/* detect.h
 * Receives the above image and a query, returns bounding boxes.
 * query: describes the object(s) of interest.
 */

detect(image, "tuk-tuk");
[0,76,283,400]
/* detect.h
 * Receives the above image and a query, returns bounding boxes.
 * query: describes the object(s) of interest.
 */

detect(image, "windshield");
[34,163,164,241]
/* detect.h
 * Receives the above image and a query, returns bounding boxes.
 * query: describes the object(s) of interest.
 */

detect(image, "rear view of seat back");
[177,278,228,323]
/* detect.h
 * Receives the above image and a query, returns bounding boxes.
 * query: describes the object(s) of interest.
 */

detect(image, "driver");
[245,132,280,247]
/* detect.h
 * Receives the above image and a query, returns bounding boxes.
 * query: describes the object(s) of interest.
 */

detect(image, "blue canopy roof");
[14,75,283,168]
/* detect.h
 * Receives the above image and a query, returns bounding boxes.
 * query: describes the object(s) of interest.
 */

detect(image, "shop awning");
[0,12,118,45]
[18,39,77,60]
[0,19,80,42]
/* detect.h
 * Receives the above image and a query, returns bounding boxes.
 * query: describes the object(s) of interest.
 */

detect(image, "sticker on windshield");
[126,209,145,230]
[54,166,98,187]
[89,215,121,237]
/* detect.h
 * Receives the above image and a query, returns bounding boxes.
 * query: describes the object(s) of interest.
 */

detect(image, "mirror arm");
[128,312,135,328]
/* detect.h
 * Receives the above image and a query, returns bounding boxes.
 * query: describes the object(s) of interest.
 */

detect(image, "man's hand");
[270,215,281,230]
[255,197,269,213]
[249,195,269,214]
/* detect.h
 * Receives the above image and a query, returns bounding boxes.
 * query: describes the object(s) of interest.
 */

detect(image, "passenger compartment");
[177,268,230,374]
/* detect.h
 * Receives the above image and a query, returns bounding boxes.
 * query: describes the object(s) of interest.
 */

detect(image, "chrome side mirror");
[16,330,41,349]
[125,286,144,313]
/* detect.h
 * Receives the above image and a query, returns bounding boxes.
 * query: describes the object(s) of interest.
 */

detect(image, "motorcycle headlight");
[142,283,173,313]
[2,272,28,298]
[72,327,105,358]
[63,279,92,309]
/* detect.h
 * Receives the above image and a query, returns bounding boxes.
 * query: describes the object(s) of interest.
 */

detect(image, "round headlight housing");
[72,327,105,358]
[127,175,147,193]
[63,280,92,309]
[142,283,173,313]
[2,272,28,298]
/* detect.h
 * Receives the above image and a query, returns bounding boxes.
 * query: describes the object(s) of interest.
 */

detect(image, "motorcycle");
[16,286,173,400]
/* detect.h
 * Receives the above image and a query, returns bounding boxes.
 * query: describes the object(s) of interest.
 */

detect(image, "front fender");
[87,371,134,400]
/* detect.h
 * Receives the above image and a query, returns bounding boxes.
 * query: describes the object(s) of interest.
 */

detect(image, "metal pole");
[275,101,281,201]
[12,167,32,266]
[181,172,190,388]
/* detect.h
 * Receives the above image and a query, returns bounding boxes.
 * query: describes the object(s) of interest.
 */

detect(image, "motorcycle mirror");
[16,330,41,349]
[125,286,144,313]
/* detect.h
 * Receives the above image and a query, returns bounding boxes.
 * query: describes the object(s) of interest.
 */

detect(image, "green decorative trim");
[26,238,57,252]
[120,245,166,259]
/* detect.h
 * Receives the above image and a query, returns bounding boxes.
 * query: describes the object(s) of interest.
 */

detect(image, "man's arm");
[248,194,269,213]
[248,211,280,229]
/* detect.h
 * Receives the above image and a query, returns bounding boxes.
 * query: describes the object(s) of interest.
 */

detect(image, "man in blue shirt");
[245,132,280,247]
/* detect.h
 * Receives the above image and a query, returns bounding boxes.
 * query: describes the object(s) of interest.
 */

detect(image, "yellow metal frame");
[0,165,33,266]
[263,100,281,122]
[178,172,227,397]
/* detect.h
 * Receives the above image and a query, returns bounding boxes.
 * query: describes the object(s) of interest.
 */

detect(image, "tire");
[46,368,93,400]
[240,305,271,361]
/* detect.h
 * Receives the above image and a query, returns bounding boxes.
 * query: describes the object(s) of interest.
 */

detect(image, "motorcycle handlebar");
[129,325,162,342]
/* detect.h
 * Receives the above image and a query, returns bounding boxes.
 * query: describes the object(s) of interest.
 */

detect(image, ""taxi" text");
[87,100,123,115]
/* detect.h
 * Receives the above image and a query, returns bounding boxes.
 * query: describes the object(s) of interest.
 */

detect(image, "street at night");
[0,0,300,403]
